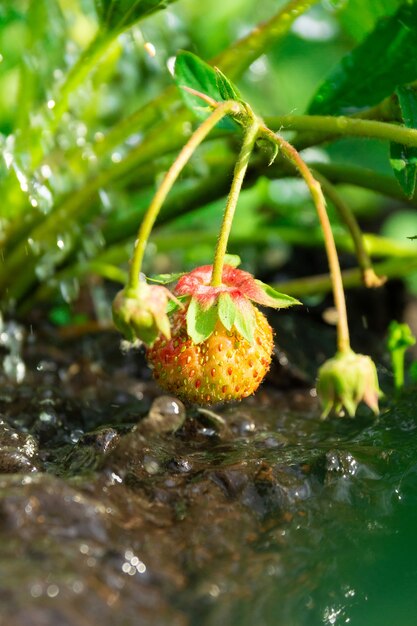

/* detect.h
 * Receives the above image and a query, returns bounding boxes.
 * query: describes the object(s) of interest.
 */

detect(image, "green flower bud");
[112,283,173,346]
[317,351,380,418]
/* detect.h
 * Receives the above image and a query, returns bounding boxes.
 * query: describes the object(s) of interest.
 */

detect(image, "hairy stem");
[129,101,241,291]
[261,126,350,353]
[211,119,259,286]
[266,114,417,148]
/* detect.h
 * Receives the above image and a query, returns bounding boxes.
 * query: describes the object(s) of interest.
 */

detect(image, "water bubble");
[46,584,59,598]
[30,584,43,598]
[143,456,160,474]
[145,396,186,432]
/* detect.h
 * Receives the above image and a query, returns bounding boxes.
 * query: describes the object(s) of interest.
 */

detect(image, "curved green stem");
[128,100,242,291]
[211,118,260,286]
[266,114,417,148]
[261,126,350,353]
[313,172,386,288]
[273,256,417,297]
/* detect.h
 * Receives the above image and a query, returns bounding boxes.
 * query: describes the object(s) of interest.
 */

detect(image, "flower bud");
[112,283,172,346]
[317,351,380,418]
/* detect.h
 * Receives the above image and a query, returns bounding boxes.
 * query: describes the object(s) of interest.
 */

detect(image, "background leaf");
[338,0,403,42]
[309,3,417,115]
[390,85,417,198]
[95,0,177,33]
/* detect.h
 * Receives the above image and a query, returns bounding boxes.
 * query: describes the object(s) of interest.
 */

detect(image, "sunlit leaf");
[390,86,417,198]
[309,3,417,115]
[174,51,235,128]
[254,280,301,308]
[95,0,177,33]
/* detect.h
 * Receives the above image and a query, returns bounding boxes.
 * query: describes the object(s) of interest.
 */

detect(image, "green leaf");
[390,86,417,198]
[214,67,241,101]
[174,51,235,129]
[338,0,403,42]
[224,254,241,268]
[95,0,177,33]
[234,302,256,344]
[218,293,236,331]
[186,297,218,343]
[309,3,417,115]
[255,280,301,308]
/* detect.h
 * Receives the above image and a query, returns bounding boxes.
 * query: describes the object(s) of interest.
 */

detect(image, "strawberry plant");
[1,0,417,414]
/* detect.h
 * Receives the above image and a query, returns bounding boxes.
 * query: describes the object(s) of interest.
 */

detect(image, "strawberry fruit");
[146,264,300,405]
[147,307,273,404]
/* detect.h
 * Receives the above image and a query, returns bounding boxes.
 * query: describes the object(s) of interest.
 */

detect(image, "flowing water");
[0,324,416,626]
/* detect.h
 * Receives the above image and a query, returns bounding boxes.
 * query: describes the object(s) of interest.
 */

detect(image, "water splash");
[0,313,26,383]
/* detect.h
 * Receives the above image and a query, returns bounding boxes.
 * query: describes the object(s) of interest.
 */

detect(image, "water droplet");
[146,396,186,432]
[59,277,80,303]
[3,354,26,383]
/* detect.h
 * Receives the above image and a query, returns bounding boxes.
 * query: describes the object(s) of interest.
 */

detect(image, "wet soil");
[1,319,417,626]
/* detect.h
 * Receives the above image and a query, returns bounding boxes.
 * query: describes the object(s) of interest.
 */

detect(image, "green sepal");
[148,272,185,284]
[214,66,241,102]
[167,294,188,314]
[218,293,236,331]
[224,253,241,268]
[255,280,301,308]
[186,297,218,344]
[234,303,256,344]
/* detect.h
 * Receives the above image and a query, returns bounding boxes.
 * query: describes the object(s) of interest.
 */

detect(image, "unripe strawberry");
[317,350,380,418]
[112,283,174,345]
[147,307,273,404]
[146,264,300,405]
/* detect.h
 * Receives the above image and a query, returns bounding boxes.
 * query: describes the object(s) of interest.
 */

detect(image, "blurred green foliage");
[1,0,417,317]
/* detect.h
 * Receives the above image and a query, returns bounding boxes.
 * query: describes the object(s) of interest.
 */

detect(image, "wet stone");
[0,421,39,473]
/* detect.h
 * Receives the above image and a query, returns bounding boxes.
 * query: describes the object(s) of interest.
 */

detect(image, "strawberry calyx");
[174,264,300,344]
